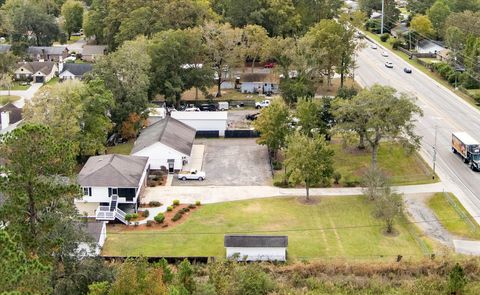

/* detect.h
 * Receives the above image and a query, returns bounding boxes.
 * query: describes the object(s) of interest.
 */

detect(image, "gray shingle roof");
[224,235,288,248]
[28,46,67,56]
[78,154,148,187]
[131,116,196,156]
[82,45,107,56]
[0,45,11,53]
[0,103,22,124]
[17,61,56,75]
[61,63,93,76]
[80,221,105,243]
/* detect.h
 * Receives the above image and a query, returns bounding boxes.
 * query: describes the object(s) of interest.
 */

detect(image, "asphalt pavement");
[355,38,480,225]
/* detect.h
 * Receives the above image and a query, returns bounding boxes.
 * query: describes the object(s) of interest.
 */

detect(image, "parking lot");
[173,138,272,186]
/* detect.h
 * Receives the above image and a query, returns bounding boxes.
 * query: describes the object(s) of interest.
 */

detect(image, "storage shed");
[171,111,228,137]
[224,235,288,262]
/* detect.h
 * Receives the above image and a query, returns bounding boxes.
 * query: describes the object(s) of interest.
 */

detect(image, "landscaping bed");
[102,196,430,260]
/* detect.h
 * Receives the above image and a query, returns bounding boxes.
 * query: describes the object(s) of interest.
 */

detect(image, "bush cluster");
[173,199,180,206]
[154,213,165,224]
[172,212,182,222]
[142,210,149,218]
[167,206,173,212]
[148,201,162,207]
[146,220,154,227]
[195,201,201,206]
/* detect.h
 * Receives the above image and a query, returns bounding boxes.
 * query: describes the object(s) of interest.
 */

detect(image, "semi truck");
[452,132,480,171]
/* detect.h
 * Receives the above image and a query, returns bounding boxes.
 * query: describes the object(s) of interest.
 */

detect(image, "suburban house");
[76,154,149,224]
[78,221,107,256]
[240,73,279,94]
[171,111,228,137]
[0,44,11,53]
[0,103,23,134]
[27,46,69,62]
[224,235,288,262]
[82,45,107,62]
[131,116,196,172]
[59,63,93,80]
[14,61,58,83]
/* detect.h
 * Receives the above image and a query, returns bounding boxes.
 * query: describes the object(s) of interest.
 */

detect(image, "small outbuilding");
[171,111,228,137]
[224,235,288,262]
[240,73,279,95]
[131,116,196,172]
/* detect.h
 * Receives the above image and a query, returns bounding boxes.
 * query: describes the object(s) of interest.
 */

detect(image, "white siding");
[226,247,287,262]
[132,142,188,170]
[59,70,77,80]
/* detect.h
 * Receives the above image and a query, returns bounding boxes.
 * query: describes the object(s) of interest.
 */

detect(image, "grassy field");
[331,140,436,186]
[103,196,430,260]
[362,30,479,107]
[0,82,30,91]
[428,193,480,239]
[106,141,134,155]
[0,95,20,105]
[316,77,361,97]
[44,77,59,86]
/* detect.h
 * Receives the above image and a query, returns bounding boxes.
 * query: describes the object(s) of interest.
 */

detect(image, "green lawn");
[332,141,436,186]
[0,95,20,105]
[106,141,134,155]
[428,193,480,239]
[102,196,430,260]
[44,77,59,86]
[0,82,30,91]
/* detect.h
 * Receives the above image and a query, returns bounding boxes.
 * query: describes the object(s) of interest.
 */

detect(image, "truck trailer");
[452,132,480,171]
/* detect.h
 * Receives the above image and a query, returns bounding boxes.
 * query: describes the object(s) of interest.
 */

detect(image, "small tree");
[0,73,13,96]
[448,263,467,295]
[362,166,388,201]
[372,186,403,234]
[252,100,290,159]
[295,98,326,137]
[177,259,195,293]
[285,132,334,201]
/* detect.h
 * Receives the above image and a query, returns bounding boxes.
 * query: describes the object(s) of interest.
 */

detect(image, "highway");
[355,38,480,223]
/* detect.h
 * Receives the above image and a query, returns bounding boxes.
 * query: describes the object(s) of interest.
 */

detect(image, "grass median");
[102,196,430,260]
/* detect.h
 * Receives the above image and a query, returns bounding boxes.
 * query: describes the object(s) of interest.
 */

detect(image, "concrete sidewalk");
[142,182,445,205]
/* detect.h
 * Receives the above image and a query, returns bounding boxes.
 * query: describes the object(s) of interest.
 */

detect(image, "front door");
[167,159,174,174]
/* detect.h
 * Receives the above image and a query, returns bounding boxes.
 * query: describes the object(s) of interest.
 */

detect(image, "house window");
[83,187,92,196]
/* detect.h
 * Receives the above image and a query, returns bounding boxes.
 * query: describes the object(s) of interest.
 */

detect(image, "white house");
[171,111,228,137]
[76,154,149,224]
[59,63,93,80]
[14,61,58,83]
[131,117,196,172]
[224,235,288,262]
[240,72,279,94]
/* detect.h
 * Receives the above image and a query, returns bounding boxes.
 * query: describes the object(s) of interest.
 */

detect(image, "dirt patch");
[382,229,400,237]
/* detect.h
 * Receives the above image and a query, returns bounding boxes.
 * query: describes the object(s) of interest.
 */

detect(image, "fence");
[195,130,220,138]
[442,191,478,233]
[225,130,260,138]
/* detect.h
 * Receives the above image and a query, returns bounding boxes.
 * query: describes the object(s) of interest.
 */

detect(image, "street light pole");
[432,125,438,179]
[381,0,385,35]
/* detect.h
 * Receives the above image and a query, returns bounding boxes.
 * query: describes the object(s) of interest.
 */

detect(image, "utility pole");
[432,125,438,179]
[381,0,385,35]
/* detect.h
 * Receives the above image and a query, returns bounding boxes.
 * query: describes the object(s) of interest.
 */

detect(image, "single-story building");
[27,46,69,62]
[78,221,107,256]
[59,63,93,80]
[82,45,107,62]
[171,111,228,137]
[224,235,288,262]
[0,103,22,133]
[131,116,196,172]
[240,73,279,94]
[76,154,149,224]
[14,61,58,83]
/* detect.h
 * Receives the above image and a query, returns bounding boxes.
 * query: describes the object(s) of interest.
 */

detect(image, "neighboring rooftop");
[78,154,148,187]
[0,103,22,125]
[82,45,107,56]
[27,46,68,56]
[171,111,228,120]
[131,116,196,156]
[0,44,11,53]
[61,63,93,76]
[80,221,105,243]
[224,235,288,248]
[17,61,56,75]
[241,72,279,83]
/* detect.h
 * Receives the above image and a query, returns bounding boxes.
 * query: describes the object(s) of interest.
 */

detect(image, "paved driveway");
[0,83,43,108]
[173,138,272,186]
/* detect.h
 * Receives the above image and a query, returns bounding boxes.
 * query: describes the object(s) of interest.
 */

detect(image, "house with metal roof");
[131,116,196,172]
[224,235,288,261]
[59,63,93,80]
[76,154,149,224]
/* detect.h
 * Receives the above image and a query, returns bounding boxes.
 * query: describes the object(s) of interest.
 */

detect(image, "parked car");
[381,51,389,57]
[371,44,378,49]
[246,113,259,121]
[385,61,393,68]
[185,107,200,112]
[218,101,229,111]
[177,170,206,181]
[404,67,412,73]
[199,104,216,111]
[264,63,275,68]
[255,100,271,109]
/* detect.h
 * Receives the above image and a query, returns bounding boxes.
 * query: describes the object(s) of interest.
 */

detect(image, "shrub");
[143,210,149,218]
[149,201,162,207]
[173,199,180,206]
[333,172,342,185]
[172,212,182,222]
[380,33,390,42]
[272,161,282,170]
[154,213,165,223]
[195,201,201,206]
[391,39,403,50]
[131,213,139,219]
[343,175,360,187]
[146,220,154,227]
[188,204,196,209]
[180,208,190,214]
[125,213,133,222]
[167,206,173,212]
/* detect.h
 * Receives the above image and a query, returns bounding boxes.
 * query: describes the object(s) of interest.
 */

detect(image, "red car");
[264,63,275,68]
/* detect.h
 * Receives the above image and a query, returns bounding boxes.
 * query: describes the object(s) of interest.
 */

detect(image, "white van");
[218,102,229,111]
